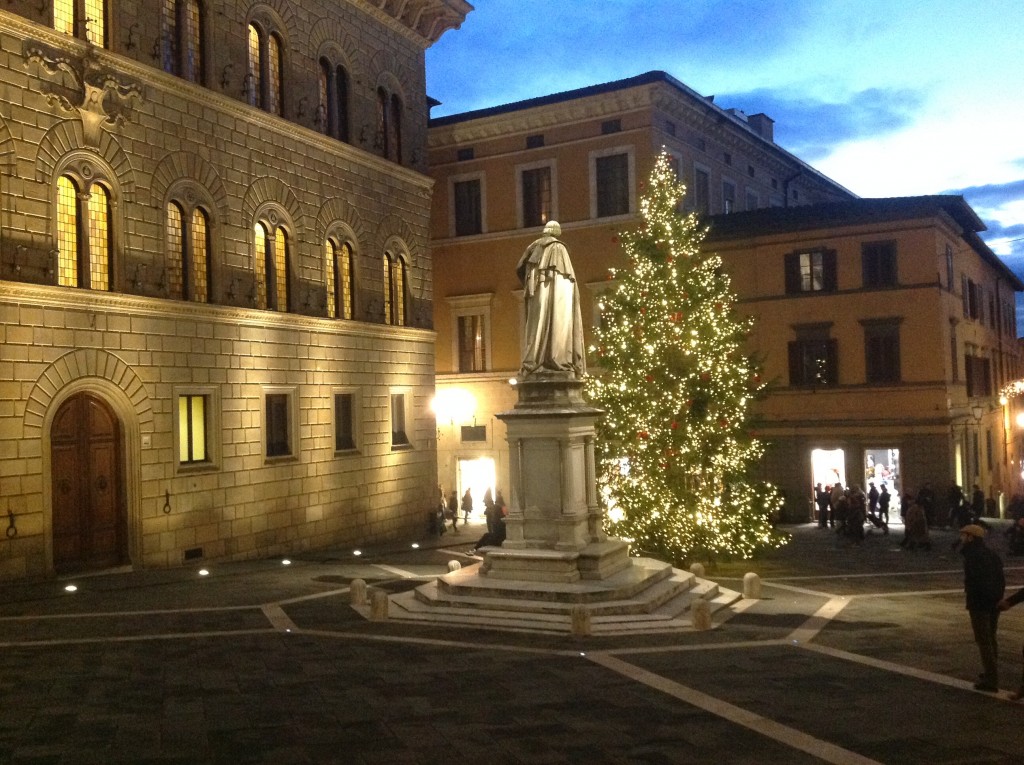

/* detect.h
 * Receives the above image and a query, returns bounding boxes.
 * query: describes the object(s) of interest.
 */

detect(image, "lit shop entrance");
[809,446,902,522]
[457,456,496,523]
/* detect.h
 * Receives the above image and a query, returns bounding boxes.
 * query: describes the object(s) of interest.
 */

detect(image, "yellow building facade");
[429,72,1022,524]
[0,0,471,581]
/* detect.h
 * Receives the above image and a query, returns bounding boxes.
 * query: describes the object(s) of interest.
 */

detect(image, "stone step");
[416,569,696,617]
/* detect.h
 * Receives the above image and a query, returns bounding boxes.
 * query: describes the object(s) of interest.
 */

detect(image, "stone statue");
[516,221,586,379]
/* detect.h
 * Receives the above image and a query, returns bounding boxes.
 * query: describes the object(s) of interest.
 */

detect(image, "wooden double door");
[50,393,127,574]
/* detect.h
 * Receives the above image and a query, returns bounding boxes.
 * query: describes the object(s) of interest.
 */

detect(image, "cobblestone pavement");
[1,519,1022,764]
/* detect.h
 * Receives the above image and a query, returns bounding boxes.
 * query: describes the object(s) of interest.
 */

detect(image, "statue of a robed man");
[515,221,586,379]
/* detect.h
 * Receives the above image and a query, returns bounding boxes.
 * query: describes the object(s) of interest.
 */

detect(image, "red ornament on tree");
[638,430,649,440]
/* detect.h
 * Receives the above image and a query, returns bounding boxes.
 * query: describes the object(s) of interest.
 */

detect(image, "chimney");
[748,113,774,142]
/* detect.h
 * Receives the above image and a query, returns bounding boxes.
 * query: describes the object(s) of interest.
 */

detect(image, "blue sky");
[426,0,1024,278]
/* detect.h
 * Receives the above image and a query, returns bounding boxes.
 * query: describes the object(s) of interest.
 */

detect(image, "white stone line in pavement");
[759,581,836,597]
[0,604,258,621]
[261,603,299,632]
[601,639,787,656]
[297,627,579,656]
[798,642,1018,701]
[0,628,278,649]
[852,588,961,599]
[587,652,884,765]
[273,587,351,606]
[372,564,423,578]
[787,597,850,644]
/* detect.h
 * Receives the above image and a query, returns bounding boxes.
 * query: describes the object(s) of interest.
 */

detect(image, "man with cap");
[959,524,1005,692]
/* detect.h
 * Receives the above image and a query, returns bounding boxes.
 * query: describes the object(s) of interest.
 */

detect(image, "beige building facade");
[428,73,1023,524]
[706,198,1023,521]
[427,71,856,513]
[0,0,471,581]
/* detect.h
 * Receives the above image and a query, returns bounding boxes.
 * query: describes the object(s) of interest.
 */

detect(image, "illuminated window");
[167,201,211,302]
[458,314,486,372]
[318,58,349,142]
[384,251,405,326]
[254,219,289,311]
[162,0,203,83]
[785,250,837,294]
[326,238,354,320]
[178,394,207,463]
[247,22,283,114]
[57,174,112,291]
[54,0,106,46]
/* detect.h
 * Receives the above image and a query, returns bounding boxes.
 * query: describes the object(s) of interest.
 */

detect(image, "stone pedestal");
[489,375,630,583]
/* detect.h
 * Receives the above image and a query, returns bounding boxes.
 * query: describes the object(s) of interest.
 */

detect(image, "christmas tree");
[587,150,786,563]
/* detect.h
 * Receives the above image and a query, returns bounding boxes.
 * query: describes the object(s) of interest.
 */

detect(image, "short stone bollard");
[350,578,367,606]
[689,562,705,577]
[742,572,761,599]
[691,597,712,631]
[369,588,389,621]
[447,560,462,572]
[571,605,591,636]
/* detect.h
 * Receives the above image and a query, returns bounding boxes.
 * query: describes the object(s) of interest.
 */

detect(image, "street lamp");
[971,403,985,423]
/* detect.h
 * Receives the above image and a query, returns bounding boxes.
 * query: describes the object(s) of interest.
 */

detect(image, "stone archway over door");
[51,393,127,574]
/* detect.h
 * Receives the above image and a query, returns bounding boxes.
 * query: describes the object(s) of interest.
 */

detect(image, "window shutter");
[784,253,799,294]
[787,341,801,384]
[823,250,838,291]
[825,339,839,384]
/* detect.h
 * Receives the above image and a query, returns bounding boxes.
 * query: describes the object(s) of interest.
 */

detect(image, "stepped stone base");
[359,556,743,636]
[481,539,631,583]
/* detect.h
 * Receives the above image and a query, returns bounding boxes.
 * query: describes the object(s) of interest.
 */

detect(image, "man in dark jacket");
[960,524,1005,692]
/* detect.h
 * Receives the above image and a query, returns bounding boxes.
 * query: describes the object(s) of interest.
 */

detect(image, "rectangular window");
[526,134,544,149]
[693,168,710,214]
[861,241,897,288]
[178,394,208,463]
[457,314,486,372]
[601,119,621,134]
[391,393,410,448]
[788,338,838,387]
[785,250,837,294]
[456,147,475,161]
[265,393,291,457]
[595,153,629,218]
[722,181,736,213]
[453,179,482,236]
[521,166,552,228]
[334,392,355,451]
[746,190,758,211]
[945,244,954,292]
[863,321,901,384]
[950,324,959,382]
[461,425,487,442]
[965,354,992,397]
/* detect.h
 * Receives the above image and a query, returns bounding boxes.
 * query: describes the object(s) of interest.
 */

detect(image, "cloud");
[943,178,1024,209]
[713,87,925,161]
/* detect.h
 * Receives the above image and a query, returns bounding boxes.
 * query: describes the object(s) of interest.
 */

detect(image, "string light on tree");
[587,150,786,563]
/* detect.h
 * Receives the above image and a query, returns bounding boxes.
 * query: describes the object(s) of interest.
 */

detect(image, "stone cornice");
[429,87,652,147]
[356,0,473,47]
[0,280,435,344]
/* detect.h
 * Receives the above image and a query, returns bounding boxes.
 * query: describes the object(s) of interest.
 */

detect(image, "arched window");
[389,93,403,165]
[166,201,211,302]
[54,0,107,46]
[247,22,283,115]
[318,58,349,142]
[162,0,203,83]
[326,238,354,320]
[383,251,405,326]
[375,86,403,163]
[57,174,113,290]
[254,220,289,311]
[376,87,389,159]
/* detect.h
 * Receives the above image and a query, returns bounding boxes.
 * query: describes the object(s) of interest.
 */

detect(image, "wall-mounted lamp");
[971,404,985,423]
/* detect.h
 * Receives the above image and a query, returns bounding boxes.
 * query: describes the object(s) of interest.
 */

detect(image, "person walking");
[997,583,1024,700]
[447,490,459,533]
[461,488,473,525]
[878,483,891,526]
[959,524,1005,692]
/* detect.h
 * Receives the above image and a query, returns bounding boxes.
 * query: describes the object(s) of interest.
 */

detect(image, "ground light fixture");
[410,543,419,549]
[64,584,77,593]
[353,549,362,556]
[198,569,209,577]
[281,559,291,565]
